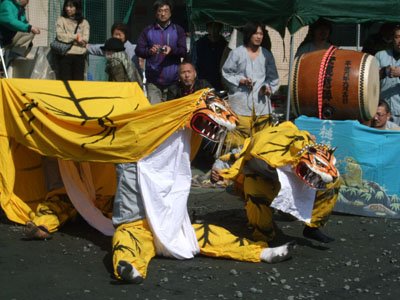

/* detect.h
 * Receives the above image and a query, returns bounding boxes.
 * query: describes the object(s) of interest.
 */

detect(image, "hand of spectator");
[259,84,272,96]
[239,77,254,89]
[389,66,400,78]
[31,26,40,35]
[76,33,82,42]
[163,45,172,55]
[76,33,87,47]
[149,44,162,55]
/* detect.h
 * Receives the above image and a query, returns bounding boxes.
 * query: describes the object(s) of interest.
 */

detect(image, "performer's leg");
[26,191,76,240]
[303,187,339,243]
[224,115,252,151]
[112,220,156,282]
[243,175,279,242]
[252,114,272,135]
[224,114,272,152]
[193,223,293,263]
[146,83,162,104]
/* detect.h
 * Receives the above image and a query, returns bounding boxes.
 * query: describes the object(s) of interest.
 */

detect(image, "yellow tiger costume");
[0,78,294,283]
[220,121,340,243]
[112,221,269,279]
[111,92,295,283]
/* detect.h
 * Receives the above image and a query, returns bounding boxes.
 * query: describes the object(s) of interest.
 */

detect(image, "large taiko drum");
[290,48,380,121]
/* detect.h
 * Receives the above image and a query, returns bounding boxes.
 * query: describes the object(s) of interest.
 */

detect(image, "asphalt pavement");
[1,186,400,300]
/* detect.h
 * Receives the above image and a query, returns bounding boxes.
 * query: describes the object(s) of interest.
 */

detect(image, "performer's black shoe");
[25,221,52,240]
[117,260,143,284]
[303,226,335,243]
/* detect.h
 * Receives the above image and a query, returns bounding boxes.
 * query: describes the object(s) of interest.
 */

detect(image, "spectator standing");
[87,22,142,72]
[55,0,89,80]
[0,0,40,68]
[192,22,227,91]
[135,0,187,104]
[101,37,142,85]
[375,26,400,125]
[222,21,279,149]
[220,26,271,72]
[295,18,332,58]
[167,61,211,100]
[363,23,395,56]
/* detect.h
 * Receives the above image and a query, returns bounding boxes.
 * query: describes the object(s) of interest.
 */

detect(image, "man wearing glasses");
[135,0,187,104]
[371,100,400,130]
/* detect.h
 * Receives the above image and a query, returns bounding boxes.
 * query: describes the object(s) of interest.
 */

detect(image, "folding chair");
[0,46,9,78]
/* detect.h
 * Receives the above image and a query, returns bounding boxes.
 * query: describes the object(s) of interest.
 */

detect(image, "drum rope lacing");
[317,45,337,119]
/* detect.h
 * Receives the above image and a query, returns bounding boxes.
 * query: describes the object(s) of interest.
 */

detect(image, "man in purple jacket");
[135,0,187,104]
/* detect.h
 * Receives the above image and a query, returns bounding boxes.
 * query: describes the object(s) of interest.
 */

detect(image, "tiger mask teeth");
[190,113,226,142]
[190,91,238,142]
[295,162,333,190]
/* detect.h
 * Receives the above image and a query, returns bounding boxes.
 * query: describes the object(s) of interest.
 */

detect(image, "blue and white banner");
[295,116,400,218]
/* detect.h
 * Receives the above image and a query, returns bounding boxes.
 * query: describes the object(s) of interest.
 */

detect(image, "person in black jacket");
[191,22,227,91]
[167,61,211,100]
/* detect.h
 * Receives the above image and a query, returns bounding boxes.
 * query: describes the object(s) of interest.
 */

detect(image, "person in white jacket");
[222,21,279,150]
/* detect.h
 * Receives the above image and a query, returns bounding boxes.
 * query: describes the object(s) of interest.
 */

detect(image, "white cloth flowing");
[271,166,316,223]
[58,129,200,258]
[58,160,115,236]
[137,129,200,259]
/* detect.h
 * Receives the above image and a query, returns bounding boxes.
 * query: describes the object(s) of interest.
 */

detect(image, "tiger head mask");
[293,144,339,190]
[190,89,238,142]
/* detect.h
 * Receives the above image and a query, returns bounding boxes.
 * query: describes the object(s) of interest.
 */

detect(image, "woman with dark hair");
[222,21,279,149]
[295,18,332,57]
[55,0,90,80]
[242,21,265,46]
[88,22,136,61]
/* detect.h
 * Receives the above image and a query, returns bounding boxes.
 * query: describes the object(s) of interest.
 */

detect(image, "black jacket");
[167,79,212,100]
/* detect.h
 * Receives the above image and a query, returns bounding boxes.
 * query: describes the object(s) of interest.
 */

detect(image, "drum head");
[360,54,380,120]
[289,55,302,117]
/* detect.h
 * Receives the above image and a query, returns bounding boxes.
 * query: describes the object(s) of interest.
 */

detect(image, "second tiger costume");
[219,122,341,242]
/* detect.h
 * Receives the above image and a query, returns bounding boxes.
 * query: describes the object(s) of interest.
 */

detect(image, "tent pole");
[285,34,295,121]
[356,24,361,51]
[106,0,115,39]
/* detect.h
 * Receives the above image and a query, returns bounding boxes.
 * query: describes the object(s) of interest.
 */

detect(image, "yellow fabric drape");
[0,79,205,162]
[0,78,208,225]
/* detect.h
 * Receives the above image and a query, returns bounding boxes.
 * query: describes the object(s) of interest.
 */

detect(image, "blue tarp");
[296,116,400,218]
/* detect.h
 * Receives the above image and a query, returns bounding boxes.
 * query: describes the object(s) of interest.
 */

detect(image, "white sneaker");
[260,241,296,263]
